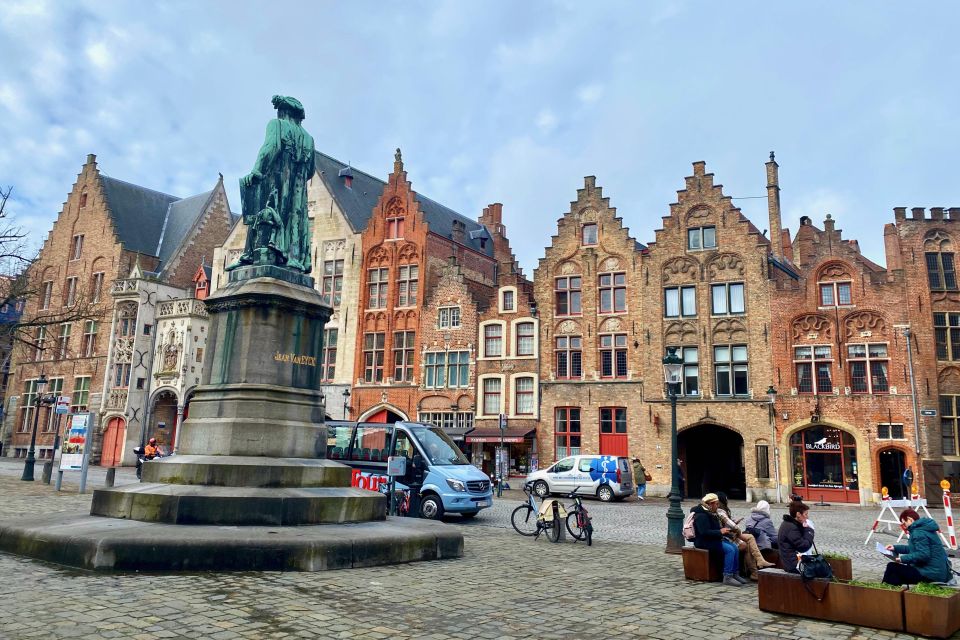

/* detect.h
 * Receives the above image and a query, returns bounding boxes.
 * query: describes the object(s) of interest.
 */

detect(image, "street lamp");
[767,385,782,503]
[662,347,684,553]
[20,373,49,482]
[342,389,351,420]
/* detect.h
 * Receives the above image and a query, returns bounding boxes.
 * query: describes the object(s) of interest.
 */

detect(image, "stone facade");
[534,177,645,474]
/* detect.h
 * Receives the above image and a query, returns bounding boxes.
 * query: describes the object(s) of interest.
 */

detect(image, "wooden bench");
[681,546,722,582]
[760,548,780,567]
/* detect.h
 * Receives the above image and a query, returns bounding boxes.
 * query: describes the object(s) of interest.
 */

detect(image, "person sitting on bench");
[882,508,952,586]
[692,493,745,587]
[778,500,815,573]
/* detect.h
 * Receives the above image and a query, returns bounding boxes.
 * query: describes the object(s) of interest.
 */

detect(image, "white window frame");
[687,226,717,251]
[509,373,539,418]
[438,306,462,329]
[499,286,518,314]
[710,282,745,316]
[512,318,538,358]
[818,280,853,307]
[477,374,505,417]
[793,344,834,395]
[479,320,507,359]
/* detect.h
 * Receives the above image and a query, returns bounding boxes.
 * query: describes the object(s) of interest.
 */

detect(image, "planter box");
[904,589,960,639]
[826,557,853,581]
[758,570,905,632]
[681,546,721,582]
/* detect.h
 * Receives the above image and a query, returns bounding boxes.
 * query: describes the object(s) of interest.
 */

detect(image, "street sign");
[921,409,938,417]
[55,395,70,415]
[499,413,507,430]
[386,455,407,477]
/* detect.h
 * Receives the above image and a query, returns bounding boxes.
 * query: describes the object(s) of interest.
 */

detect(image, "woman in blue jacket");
[883,508,953,586]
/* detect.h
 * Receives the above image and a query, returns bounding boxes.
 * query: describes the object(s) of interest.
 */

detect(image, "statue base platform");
[0,513,462,572]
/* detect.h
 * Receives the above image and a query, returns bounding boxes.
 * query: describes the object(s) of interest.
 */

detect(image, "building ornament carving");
[792,314,832,341]
[706,252,745,279]
[661,256,699,283]
[557,320,579,334]
[843,310,886,338]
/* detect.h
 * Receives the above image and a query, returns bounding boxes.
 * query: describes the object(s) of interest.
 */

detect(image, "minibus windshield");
[410,425,469,465]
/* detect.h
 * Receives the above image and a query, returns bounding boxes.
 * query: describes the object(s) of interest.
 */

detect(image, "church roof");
[100,176,179,257]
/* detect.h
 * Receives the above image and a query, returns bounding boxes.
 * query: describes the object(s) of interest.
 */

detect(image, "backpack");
[682,511,697,541]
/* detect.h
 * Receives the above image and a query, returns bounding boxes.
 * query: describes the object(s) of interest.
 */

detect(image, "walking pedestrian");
[632,457,647,501]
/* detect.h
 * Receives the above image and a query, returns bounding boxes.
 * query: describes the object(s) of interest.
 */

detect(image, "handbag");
[644,472,652,482]
[798,541,833,601]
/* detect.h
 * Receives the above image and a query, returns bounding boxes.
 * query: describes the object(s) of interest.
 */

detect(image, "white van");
[525,455,634,502]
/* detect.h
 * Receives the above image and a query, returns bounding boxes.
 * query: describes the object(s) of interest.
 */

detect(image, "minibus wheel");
[420,494,444,520]
[597,485,614,502]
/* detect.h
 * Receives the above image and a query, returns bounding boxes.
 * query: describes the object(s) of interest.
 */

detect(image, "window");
[756,445,770,480]
[19,379,39,432]
[482,378,502,415]
[81,320,97,357]
[555,407,581,458]
[118,312,136,337]
[33,326,46,361]
[195,279,208,299]
[942,396,960,456]
[848,343,889,394]
[386,217,405,239]
[502,289,515,312]
[90,272,105,303]
[555,276,582,316]
[687,226,717,250]
[195,347,204,363]
[136,378,146,390]
[819,281,853,306]
[397,265,418,307]
[581,224,597,246]
[714,344,749,396]
[143,324,152,336]
[599,333,628,379]
[79,190,88,208]
[667,346,699,396]
[113,363,131,388]
[44,378,63,431]
[484,324,503,357]
[418,412,473,432]
[70,234,84,260]
[55,323,71,360]
[424,351,468,389]
[600,407,627,434]
[927,252,958,291]
[65,277,78,307]
[362,332,385,383]
[71,376,90,412]
[599,273,627,313]
[555,336,582,379]
[934,312,960,361]
[877,423,905,440]
[393,331,415,382]
[40,281,53,310]
[711,282,745,315]
[367,268,389,309]
[438,306,461,329]
[321,260,344,308]
[515,322,535,357]
[515,377,535,415]
[664,286,696,318]
[794,345,833,394]
[320,329,337,381]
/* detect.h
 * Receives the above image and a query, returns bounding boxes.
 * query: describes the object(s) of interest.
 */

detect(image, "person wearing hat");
[882,508,952,586]
[744,500,778,550]
[691,492,745,587]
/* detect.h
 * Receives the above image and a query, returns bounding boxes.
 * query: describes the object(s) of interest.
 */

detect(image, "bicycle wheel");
[511,504,538,536]
[566,511,587,541]
[545,515,562,543]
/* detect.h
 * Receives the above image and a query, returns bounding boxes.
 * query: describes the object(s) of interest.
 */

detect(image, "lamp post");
[20,373,49,482]
[662,347,684,553]
[342,389,351,420]
[767,385,782,504]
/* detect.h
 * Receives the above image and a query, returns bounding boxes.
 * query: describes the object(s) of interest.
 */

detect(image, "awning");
[465,427,536,444]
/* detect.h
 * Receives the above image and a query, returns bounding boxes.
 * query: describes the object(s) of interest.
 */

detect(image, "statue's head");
[272,95,305,122]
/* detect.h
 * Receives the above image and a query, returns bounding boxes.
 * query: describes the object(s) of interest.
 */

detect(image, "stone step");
[141,455,352,488]
[91,483,386,526]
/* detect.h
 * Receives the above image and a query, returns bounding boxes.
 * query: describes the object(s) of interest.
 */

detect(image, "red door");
[366,410,388,423]
[101,417,126,467]
[599,408,629,457]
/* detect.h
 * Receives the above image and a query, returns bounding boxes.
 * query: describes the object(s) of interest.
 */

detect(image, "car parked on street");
[525,454,634,502]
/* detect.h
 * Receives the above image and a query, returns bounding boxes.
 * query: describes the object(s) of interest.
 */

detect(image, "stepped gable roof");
[156,189,214,267]
[314,151,493,256]
[100,176,179,256]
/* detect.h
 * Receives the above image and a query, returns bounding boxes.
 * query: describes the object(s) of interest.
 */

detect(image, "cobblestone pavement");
[0,467,955,639]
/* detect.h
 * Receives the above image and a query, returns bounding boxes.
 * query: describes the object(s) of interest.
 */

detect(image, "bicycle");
[564,486,594,545]
[511,481,562,542]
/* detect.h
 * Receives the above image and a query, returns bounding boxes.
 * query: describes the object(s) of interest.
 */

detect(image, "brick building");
[4,155,233,463]
[770,211,915,504]
[534,177,646,472]
[469,203,539,477]
[351,150,496,428]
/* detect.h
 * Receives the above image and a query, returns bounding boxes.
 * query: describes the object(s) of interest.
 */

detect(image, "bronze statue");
[230,95,315,273]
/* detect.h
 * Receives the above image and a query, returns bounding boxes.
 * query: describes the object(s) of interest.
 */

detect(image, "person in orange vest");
[144,438,161,460]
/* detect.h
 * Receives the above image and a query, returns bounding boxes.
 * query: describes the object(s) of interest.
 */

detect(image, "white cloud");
[85,41,114,73]
[534,109,558,134]
[577,83,604,104]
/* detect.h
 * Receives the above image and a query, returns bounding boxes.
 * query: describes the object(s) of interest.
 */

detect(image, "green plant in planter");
[847,580,903,591]
[822,551,850,560]
[912,582,958,597]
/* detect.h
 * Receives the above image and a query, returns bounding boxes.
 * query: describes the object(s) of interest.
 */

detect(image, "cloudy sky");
[2,1,959,274]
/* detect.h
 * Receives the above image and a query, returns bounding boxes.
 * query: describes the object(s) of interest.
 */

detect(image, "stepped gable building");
[639,160,779,502]
[5,155,234,463]
[884,206,960,501]
[770,208,913,504]
[534,176,645,472]
[469,203,539,477]
[351,149,496,428]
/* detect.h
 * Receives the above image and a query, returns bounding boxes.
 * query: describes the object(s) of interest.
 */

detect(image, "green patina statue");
[229,95,315,274]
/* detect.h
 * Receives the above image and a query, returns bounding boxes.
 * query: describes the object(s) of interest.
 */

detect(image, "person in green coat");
[632,458,647,501]
[883,508,953,586]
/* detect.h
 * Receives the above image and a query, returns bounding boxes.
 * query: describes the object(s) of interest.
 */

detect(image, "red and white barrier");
[943,490,958,550]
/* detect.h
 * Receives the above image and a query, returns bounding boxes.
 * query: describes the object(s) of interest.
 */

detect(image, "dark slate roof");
[155,189,214,267]
[100,176,179,256]
[314,151,494,256]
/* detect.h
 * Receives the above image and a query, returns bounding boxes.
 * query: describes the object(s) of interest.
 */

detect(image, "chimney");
[884,223,902,271]
[338,165,354,189]
[766,152,784,260]
[451,219,466,245]
[823,214,835,233]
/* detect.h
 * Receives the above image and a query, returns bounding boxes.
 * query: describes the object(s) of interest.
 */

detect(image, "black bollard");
[41,461,53,484]
[104,467,116,488]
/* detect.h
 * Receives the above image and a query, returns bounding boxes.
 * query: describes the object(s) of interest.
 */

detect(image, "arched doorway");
[149,390,179,453]
[879,448,908,499]
[101,417,126,467]
[789,424,860,503]
[678,423,745,500]
[359,406,406,424]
